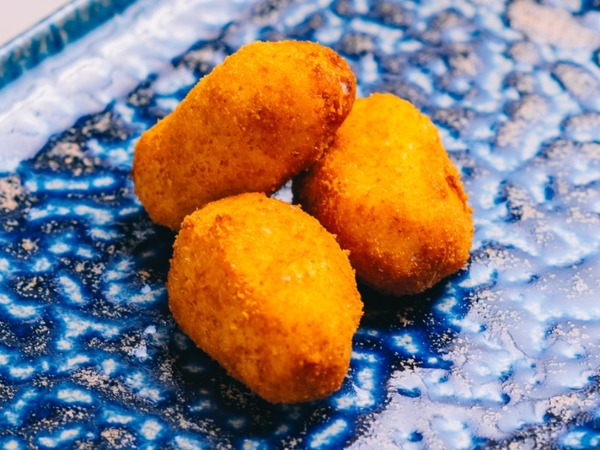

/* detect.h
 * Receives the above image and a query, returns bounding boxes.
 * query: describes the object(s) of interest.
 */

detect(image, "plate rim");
[0,0,138,90]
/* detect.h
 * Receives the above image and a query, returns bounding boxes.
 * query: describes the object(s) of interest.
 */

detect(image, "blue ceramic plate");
[0,0,599,448]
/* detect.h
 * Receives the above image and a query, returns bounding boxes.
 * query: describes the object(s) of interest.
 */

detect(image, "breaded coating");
[167,193,363,403]
[133,40,356,230]
[294,93,474,296]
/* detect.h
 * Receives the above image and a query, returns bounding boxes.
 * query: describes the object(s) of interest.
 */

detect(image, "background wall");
[0,1,70,46]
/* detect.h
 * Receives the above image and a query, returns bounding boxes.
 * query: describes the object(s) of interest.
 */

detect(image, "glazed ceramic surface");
[0,0,599,448]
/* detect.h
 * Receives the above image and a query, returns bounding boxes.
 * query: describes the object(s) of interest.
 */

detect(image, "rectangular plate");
[0,0,599,448]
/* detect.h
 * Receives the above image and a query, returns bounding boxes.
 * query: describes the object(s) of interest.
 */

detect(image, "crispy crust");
[167,193,363,403]
[294,93,474,296]
[132,40,356,230]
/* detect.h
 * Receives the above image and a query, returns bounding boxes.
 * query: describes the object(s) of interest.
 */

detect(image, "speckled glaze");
[0,0,599,449]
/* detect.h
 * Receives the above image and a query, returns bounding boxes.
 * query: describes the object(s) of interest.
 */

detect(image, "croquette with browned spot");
[133,40,356,230]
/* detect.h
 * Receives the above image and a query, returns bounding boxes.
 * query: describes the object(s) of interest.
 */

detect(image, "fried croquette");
[167,193,363,403]
[133,40,356,230]
[294,93,474,296]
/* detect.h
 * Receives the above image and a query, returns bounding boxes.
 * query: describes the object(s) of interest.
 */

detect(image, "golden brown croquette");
[133,40,356,230]
[294,93,474,296]
[167,193,363,403]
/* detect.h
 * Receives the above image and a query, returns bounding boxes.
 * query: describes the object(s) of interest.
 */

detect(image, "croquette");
[133,40,356,230]
[167,193,363,403]
[294,93,474,296]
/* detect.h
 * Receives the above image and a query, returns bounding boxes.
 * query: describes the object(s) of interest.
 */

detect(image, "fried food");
[132,40,356,230]
[294,93,474,296]
[167,193,363,403]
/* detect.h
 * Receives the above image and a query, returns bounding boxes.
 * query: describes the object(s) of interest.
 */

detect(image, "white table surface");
[0,0,71,46]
